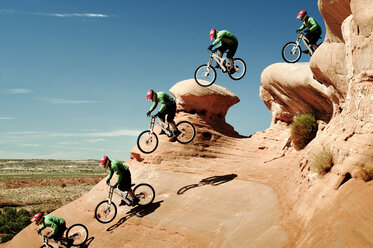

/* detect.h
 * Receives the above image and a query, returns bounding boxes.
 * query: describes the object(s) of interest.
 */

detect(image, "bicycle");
[137,116,196,154]
[39,223,88,248]
[281,31,322,63]
[95,183,155,224]
[194,49,246,87]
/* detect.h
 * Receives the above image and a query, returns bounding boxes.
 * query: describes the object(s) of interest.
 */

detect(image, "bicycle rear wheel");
[194,64,216,87]
[95,200,117,224]
[228,58,246,80]
[176,121,195,144]
[137,130,159,154]
[65,223,88,247]
[133,183,155,206]
[282,42,301,63]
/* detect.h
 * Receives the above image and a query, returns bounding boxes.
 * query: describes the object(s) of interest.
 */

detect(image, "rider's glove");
[113,183,118,189]
[154,112,160,118]
[37,229,42,236]
[146,111,151,117]
[208,45,214,51]
[296,29,301,34]
[47,234,54,240]
[106,179,110,186]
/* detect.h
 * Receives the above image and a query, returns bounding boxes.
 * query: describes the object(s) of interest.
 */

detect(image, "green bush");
[291,113,318,150]
[0,207,36,243]
[310,147,333,174]
[361,162,373,181]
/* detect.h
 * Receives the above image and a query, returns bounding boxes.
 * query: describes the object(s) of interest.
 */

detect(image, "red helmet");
[99,155,109,168]
[209,29,217,40]
[31,212,43,223]
[297,10,307,20]
[147,89,155,102]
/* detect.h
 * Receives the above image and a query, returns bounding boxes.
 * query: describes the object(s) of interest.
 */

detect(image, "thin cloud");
[46,98,97,104]
[7,129,140,138]
[34,12,109,18]
[6,88,32,94]
[0,117,15,120]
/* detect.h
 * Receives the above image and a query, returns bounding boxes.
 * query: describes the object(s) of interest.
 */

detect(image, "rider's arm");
[298,23,306,31]
[107,168,114,181]
[307,17,320,32]
[149,101,158,113]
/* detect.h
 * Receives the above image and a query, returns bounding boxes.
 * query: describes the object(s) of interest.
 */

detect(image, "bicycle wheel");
[65,224,88,247]
[194,64,216,87]
[95,200,117,224]
[133,183,155,206]
[176,121,195,144]
[282,42,301,63]
[228,58,246,80]
[137,130,159,154]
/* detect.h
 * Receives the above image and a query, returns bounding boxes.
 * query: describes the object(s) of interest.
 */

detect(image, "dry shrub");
[291,113,318,150]
[310,147,333,174]
[360,162,373,181]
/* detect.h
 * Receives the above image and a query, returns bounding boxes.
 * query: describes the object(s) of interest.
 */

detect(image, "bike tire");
[133,183,155,206]
[282,42,301,63]
[65,223,88,247]
[175,121,196,144]
[40,245,52,248]
[95,200,117,224]
[194,64,216,87]
[137,130,159,154]
[228,58,246,80]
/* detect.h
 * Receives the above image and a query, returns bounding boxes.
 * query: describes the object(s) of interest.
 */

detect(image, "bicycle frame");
[148,117,174,137]
[41,235,67,248]
[296,33,313,56]
[207,52,229,72]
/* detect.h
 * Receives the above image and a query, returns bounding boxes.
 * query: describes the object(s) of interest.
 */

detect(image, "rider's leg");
[227,42,238,72]
[167,103,180,137]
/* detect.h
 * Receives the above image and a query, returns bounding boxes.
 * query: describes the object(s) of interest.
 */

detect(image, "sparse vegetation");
[360,162,373,181]
[310,147,333,174]
[0,207,36,243]
[290,113,318,150]
[0,159,107,243]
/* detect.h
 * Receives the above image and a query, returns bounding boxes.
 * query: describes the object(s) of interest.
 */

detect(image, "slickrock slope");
[4,0,373,247]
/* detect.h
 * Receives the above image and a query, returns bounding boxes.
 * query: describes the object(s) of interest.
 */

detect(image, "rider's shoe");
[214,64,220,68]
[159,130,166,135]
[228,67,236,74]
[132,197,139,206]
[119,200,127,206]
[302,50,308,54]
[173,129,181,138]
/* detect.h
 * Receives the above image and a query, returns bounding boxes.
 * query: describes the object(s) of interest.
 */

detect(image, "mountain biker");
[31,213,67,241]
[208,29,238,74]
[99,155,137,206]
[146,89,181,139]
[296,10,322,51]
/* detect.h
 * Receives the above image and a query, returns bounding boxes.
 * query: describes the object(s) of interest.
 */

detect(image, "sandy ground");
[5,163,288,248]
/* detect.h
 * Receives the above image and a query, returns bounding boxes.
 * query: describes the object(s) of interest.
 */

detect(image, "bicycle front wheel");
[194,64,216,87]
[176,121,195,144]
[282,42,301,63]
[95,200,117,224]
[137,130,159,154]
[133,183,155,206]
[228,58,246,80]
[65,223,88,247]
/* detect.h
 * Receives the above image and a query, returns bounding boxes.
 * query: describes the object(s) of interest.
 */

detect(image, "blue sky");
[0,0,325,160]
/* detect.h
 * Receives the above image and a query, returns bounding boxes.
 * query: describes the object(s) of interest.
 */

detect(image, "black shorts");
[118,170,132,192]
[305,29,322,45]
[217,41,238,58]
[157,102,176,123]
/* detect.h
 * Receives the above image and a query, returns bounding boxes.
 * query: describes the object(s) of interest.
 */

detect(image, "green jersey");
[212,30,237,47]
[38,215,65,236]
[149,91,175,113]
[299,17,321,32]
[108,160,129,184]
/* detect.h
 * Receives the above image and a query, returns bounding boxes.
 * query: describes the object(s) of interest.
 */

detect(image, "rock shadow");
[177,174,237,195]
[106,200,163,231]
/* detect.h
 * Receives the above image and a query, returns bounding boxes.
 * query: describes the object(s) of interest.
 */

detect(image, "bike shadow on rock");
[106,200,164,231]
[177,174,237,195]
[78,237,94,248]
